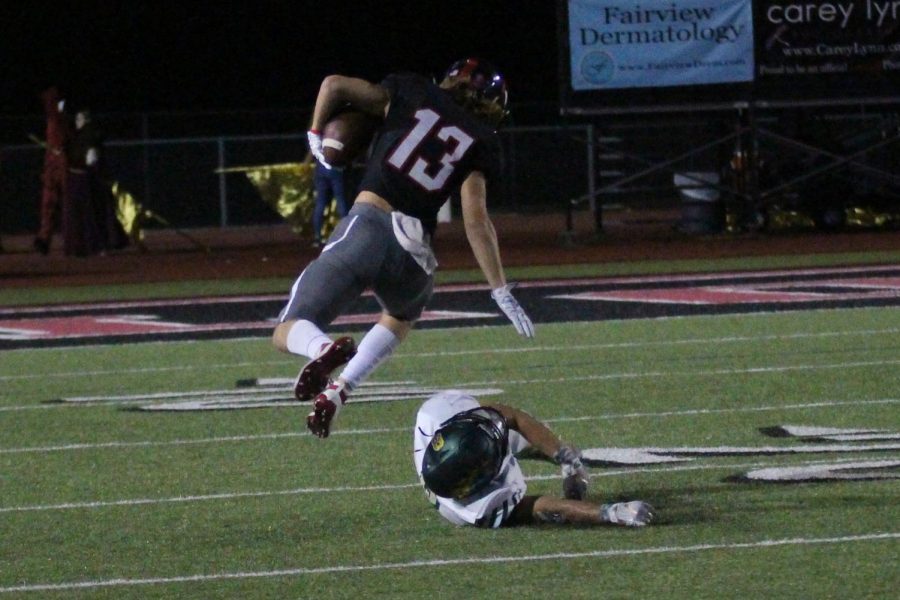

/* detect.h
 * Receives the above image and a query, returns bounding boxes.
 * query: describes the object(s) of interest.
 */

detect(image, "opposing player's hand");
[555,445,588,500]
[491,283,535,338]
[307,129,333,170]
[601,501,655,527]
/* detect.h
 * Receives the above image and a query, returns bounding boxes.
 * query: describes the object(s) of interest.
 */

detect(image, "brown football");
[321,109,381,167]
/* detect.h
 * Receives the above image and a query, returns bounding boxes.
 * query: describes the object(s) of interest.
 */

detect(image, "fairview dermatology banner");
[756,1,900,79]
[568,0,755,90]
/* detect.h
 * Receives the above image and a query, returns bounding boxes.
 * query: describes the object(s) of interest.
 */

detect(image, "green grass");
[2,296,899,597]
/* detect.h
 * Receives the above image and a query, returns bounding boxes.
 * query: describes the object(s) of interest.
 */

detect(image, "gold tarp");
[112,181,145,242]
[765,204,899,230]
[845,206,896,228]
[219,162,339,238]
[111,181,209,252]
[111,162,339,250]
[225,162,315,234]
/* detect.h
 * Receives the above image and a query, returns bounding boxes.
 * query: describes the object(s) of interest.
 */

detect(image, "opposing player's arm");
[508,495,606,526]
[489,402,587,500]
[310,75,390,131]
[488,403,561,458]
[460,171,506,290]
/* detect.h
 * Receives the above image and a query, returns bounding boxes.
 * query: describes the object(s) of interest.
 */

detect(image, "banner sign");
[756,1,900,80]
[567,0,755,90]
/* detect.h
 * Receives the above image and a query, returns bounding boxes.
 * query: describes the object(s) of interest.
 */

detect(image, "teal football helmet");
[421,407,509,499]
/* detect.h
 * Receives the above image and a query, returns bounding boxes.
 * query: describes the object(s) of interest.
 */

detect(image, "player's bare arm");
[490,401,588,500]
[310,75,390,131]
[509,495,611,526]
[462,172,535,337]
[460,171,506,290]
[489,402,562,458]
[468,402,589,525]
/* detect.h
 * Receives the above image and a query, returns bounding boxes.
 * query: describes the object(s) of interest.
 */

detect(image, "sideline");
[3,263,899,317]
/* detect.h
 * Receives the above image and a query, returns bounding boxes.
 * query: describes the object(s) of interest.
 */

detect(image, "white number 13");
[387,108,474,191]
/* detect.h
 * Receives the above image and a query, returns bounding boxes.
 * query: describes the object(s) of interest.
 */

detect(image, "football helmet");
[439,58,509,126]
[421,407,509,499]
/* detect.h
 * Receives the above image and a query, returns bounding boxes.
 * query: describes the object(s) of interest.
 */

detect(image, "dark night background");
[0,1,561,118]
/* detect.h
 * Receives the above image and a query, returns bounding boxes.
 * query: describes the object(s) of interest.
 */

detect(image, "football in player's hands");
[321,109,381,168]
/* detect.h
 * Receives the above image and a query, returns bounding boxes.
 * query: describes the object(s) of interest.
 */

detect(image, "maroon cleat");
[294,336,357,401]
[306,381,348,438]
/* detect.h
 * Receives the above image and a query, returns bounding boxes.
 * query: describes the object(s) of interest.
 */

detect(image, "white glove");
[601,501,655,527]
[555,445,588,500]
[491,283,534,338]
[307,129,333,170]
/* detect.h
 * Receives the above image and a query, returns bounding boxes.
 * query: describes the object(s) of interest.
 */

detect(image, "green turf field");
[1,260,899,598]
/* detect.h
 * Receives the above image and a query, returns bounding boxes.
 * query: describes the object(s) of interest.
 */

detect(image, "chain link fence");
[1,123,593,234]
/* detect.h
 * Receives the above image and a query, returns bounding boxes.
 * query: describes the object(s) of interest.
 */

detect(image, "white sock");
[339,324,400,390]
[285,320,332,358]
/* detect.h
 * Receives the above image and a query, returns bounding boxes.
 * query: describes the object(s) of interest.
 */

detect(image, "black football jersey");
[359,73,503,235]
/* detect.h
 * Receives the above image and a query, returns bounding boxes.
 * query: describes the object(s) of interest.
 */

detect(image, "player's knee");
[381,313,416,340]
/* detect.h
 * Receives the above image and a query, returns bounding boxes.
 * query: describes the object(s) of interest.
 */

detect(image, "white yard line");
[3,326,899,381]
[0,457,877,514]
[0,481,420,514]
[0,428,395,453]
[2,398,897,454]
[0,359,294,382]
[403,328,900,358]
[2,356,899,413]
[1,532,896,593]
[544,398,900,423]
[492,359,900,387]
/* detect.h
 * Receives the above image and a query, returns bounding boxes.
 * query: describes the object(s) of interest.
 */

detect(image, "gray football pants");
[278,203,434,327]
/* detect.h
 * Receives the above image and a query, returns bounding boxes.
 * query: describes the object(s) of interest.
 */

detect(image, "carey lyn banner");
[756,0,900,80]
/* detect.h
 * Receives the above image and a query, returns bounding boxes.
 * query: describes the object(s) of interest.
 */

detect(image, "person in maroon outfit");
[34,86,70,255]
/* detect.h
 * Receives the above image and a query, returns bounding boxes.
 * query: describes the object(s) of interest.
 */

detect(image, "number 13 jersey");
[359,73,503,236]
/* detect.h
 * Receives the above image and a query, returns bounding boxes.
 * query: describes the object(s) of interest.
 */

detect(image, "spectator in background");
[34,86,70,255]
[63,108,127,256]
[311,157,349,248]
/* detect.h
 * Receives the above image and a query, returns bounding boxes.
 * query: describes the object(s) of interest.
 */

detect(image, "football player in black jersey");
[273,58,534,438]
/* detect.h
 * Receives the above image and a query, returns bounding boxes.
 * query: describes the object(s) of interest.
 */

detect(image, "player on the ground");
[272,58,534,438]
[413,390,655,528]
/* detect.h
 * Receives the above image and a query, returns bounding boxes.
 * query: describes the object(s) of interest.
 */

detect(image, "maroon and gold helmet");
[439,57,509,127]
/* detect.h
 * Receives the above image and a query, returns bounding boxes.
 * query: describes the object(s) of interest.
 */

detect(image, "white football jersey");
[413,391,529,528]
